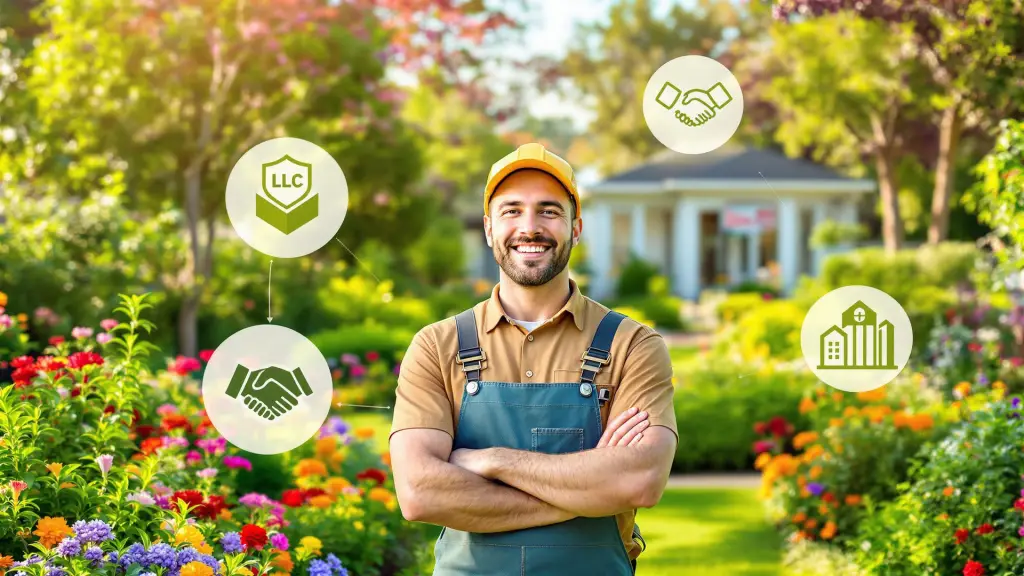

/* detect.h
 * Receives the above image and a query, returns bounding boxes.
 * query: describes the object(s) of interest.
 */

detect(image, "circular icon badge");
[226,137,349,258]
[642,55,744,155]
[800,285,913,393]
[201,325,333,454]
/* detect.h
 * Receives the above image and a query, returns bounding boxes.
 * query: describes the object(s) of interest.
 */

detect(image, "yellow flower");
[354,521,364,531]
[179,561,214,576]
[298,536,322,556]
[196,541,213,555]
[954,381,971,398]
[792,431,818,450]
[174,525,204,549]
[34,517,74,548]
[45,463,63,476]
[753,452,772,471]
[993,380,1007,392]
[378,526,388,537]
[125,464,142,476]
[315,436,337,459]
[0,291,7,307]
[293,459,328,478]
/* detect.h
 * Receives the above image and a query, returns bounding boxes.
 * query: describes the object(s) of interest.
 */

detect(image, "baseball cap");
[484,143,579,215]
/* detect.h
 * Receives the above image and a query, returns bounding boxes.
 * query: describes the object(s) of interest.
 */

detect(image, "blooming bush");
[0,293,428,575]
[853,392,1024,576]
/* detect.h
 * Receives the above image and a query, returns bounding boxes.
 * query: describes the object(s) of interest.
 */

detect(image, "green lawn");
[635,488,782,575]
[340,410,394,453]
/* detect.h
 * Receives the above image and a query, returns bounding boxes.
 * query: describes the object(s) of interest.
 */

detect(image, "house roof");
[586,145,875,194]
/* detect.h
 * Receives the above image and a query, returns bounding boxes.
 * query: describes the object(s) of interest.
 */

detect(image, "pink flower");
[156,404,179,416]
[96,454,114,477]
[224,455,252,471]
[199,349,215,363]
[96,333,113,345]
[127,491,156,505]
[350,364,367,378]
[752,440,775,454]
[161,436,189,449]
[0,315,11,329]
[10,480,27,495]
[100,319,118,331]
[270,532,289,551]
[185,450,203,465]
[169,356,202,375]
[196,437,227,455]
[71,326,94,339]
[341,353,360,365]
[239,492,272,507]
[197,467,218,479]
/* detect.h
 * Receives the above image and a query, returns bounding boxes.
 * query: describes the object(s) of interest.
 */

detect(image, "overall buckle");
[456,348,486,373]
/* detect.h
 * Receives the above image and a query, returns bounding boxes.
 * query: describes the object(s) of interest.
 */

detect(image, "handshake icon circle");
[225,363,314,421]
[655,81,734,128]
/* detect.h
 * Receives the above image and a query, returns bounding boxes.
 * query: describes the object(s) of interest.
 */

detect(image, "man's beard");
[494,234,572,287]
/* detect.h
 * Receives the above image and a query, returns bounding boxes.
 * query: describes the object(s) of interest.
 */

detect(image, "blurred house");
[461,145,875,300]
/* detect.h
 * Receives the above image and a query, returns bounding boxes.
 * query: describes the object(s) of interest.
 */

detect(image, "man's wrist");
[485,447,512,479]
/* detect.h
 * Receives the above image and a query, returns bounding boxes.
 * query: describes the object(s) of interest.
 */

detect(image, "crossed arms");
[389,409,677,533]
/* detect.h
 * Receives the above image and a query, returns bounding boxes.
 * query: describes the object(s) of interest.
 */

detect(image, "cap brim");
[485,159,577,209]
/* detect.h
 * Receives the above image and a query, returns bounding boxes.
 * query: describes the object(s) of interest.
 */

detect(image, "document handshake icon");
[224,363,314,421]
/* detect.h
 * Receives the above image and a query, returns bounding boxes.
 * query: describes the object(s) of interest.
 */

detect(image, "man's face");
[485,169,580,287]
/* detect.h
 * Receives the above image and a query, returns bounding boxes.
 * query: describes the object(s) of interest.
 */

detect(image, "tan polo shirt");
[390,278,678,560]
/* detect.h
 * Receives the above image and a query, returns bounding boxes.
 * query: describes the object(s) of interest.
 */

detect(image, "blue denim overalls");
[432,308,644,575]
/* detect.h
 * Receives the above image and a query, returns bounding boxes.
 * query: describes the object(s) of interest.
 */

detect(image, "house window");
[827,341,841,360]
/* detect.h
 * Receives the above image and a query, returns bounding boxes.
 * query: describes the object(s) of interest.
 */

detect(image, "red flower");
[67,351,103,369]
[366,351,380,362]
[281,489,305,507]
[955,528,970,544]
[963,559,985,576]
[302,487,327,500]
[753,421,767,435]
[140,437,164,455]
[48,336,65,346]
[968,342,983,353]
[169,355,202,376]
[161,414,191,432]
[12,366,38,387]
[822,492,836,504]
[356,468,388,486]
[240,524,268,550]
[976,523,994,535]
[11,356,35,369]
[199,349,215,363]
[37,356,66,372]
[1014,497,1024,511]
[766,416,791,437]
[170,490,205,512]
[135,425,158,439]
[196,495,228,520]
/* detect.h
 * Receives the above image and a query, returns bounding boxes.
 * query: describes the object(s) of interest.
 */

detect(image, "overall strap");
[581,310,625,404]
[454,309,485,384]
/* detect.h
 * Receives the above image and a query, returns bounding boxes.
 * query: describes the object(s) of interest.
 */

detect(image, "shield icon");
[262,155,313,210]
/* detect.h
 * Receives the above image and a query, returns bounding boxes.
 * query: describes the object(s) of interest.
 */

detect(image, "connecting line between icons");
[335,402,392,410]
[335,237,382,284]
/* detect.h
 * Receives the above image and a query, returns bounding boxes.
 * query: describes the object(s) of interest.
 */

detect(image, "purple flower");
[46,568,66,576]
[326,553,348,575]
[340,353,360,365]
[220,532,244,554]
[393,364,401,376]
[119,543,146,569]
[807,482,825,496]
[318,416,350,439]
[270,532,289,551]
[308,559,333,576]
[197,467,218,479]
[223,455,252,471]
[84,546,104,566]
[1013,397,1021,409]
[175,547,200,567]
[73,519,113,543]
[979,373,989,385]
[55,537,81,557]
[238,492,272,507]
[145,543,176,569]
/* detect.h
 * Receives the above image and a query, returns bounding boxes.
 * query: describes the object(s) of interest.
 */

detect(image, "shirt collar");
[483,278,586,333]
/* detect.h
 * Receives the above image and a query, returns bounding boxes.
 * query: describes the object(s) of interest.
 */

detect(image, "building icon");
[818,300,897,370]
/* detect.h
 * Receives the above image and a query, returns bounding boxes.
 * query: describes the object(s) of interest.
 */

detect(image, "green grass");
[340,410,393,453]
[634,488,783,576]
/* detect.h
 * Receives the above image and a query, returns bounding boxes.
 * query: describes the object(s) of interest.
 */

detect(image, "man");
[389,142,678,575]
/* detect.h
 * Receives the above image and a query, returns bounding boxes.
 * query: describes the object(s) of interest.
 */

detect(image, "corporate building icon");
[818,301,897,370]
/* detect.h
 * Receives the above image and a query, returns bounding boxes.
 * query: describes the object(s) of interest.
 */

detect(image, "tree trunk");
[874,148,904,254]
[178,163,203,358]
[927,103,963,244]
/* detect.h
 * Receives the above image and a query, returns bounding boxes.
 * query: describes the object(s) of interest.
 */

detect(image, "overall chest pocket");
[532,427,585,454]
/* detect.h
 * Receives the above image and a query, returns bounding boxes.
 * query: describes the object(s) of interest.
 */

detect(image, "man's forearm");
[405,457,576,533]
[488,438,674,517]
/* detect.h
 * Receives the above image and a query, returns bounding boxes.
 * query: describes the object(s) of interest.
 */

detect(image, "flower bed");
[0,293,427,576]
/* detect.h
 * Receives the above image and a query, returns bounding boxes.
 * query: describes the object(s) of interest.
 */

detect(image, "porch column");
[727,234,743,285]
[840,200,859,252]
[631,204,647,262]
[777,198,800,295]
[673,197,701,300]
[586,201,614,300]
[747,231,761,281]
[812,203,828,276]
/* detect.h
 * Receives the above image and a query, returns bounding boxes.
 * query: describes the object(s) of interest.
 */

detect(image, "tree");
[541,0,746,176]
[762,13,936,252]
[6,0,519,356]
[774,0,1024,244]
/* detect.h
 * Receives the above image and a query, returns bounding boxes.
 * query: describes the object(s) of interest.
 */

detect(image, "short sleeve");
[608,329,678,440]
[389,326,454,441]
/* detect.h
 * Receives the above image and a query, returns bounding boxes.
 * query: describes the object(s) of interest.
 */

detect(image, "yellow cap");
[484,143,579,215]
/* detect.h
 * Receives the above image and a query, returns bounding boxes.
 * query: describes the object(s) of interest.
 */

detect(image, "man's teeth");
[515,245,549,253]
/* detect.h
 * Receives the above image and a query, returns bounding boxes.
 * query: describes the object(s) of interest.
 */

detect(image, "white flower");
[977,328,1000,343]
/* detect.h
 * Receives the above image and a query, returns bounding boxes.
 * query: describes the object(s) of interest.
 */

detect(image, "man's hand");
[597,406,650,448]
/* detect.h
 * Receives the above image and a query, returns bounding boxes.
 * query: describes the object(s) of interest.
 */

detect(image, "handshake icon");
[225,363,314,421]
[655,81,734,128]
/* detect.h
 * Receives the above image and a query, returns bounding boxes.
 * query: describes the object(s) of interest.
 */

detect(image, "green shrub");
[612,294,685,330]
[671,361,816,472]
[424,284,485,320]
[310,323,415,364]
[854,394,1024,576]
[729,280,781,297]
[904,285,958,351]
[716,292,769,324]
[731,300,806,361]
[317,275,436,332]
[615,255,661,299]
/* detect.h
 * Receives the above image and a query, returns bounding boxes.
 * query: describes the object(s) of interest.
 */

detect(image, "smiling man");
[389,142,678,575]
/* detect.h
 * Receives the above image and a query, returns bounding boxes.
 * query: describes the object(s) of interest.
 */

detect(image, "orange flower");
[845,494,862,506]
[793,431,819,450]
[754,452,773,470]
[381,451,391,467]
[0,555,14,569]
[308,495,333,508]
[802,445,825,462]
[829,418,844,428]
[369,487,393,504]
[943,486,955,497]
[816,387,827,398]
[799,397,817,414]
[809,466,823,480]
[820,521,837,540]
[843,406,859,418]
[856,387,886,402]
[804,519,818,530]
[330,452,344,468]
[58,482,74,490]
[0,291,7,307]
[45,463,63,476]
[792,512,807,523]
[954,382,971,398]
[993,380,1007,392]
[179,562,214,576]
[272,551,294,572]
[800,486,811,498]
[33,517,74,548]
[909,414,934,431]
[937,513,950,521]
[293,459,328,478]
[354,427,375,440]
[818,504,829,515]
[315,437,337,459]
[326,476,352,495]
